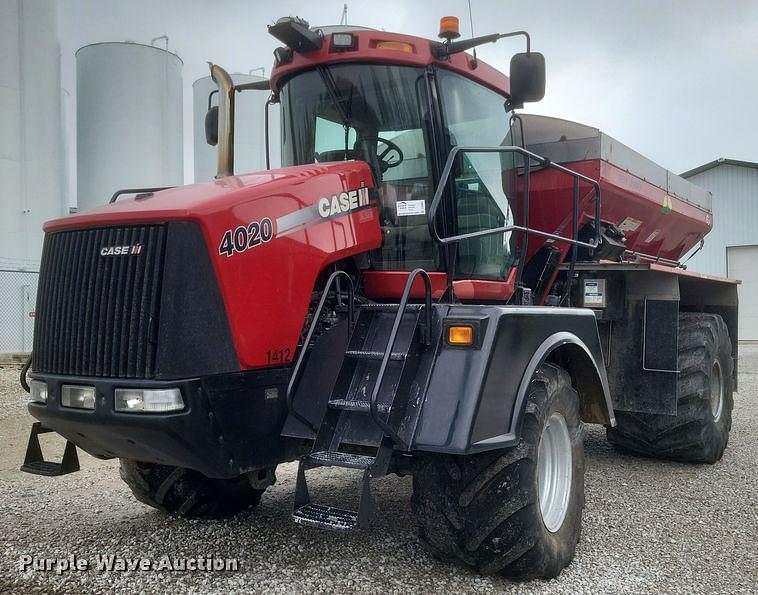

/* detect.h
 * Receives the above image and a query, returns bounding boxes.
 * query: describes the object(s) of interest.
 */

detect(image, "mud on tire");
[411,363,584,580]
[607,312,733,463]
[119,460,272,518]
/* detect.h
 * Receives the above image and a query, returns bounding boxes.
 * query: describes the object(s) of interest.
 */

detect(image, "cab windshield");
[279,63,517,280]
[280,64,438,271]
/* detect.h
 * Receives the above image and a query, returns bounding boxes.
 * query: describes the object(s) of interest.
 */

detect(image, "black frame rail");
[427,145,602,302]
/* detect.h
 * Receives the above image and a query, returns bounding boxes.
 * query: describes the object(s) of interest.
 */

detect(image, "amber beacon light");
[439,16,461,40]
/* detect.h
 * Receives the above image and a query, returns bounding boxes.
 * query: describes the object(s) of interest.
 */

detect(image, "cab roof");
[269,28,510,97]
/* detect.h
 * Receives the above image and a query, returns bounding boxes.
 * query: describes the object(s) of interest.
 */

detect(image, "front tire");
[119,460,273,518]
[607,313,733,463]
[411,363,584,579]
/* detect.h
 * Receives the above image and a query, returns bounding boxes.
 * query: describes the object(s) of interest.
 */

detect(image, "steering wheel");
[377,137,404,172]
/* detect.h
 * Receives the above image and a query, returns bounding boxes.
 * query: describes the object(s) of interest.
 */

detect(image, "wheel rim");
[537,412,572,533]
[710,360,724,422]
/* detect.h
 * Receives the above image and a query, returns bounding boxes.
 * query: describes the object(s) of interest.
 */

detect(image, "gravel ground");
[1,347,757,594]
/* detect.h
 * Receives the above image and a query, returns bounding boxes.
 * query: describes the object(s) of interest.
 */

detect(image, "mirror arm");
[432,30,531,59]
[206,89,218,110]
[264,94,275,170]
[234,79,271,92]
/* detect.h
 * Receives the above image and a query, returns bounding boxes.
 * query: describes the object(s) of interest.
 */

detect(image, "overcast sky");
[59,0,758,187]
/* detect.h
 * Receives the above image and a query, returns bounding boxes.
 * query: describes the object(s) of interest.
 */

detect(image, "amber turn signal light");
[375,41,414,53]
[447,325,474,345]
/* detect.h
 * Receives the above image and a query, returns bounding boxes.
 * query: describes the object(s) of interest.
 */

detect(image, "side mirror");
[205,105,219,146]
[509,52,546,107]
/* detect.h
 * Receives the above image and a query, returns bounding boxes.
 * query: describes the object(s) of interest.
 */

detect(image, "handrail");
[286,270,355,433]
[20,353,32,393]
[369,268,432,445]
[426,145,602,295]
[109,187,173,204]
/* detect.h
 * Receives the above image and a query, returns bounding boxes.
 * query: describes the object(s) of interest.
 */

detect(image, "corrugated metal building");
[682,159,758,341]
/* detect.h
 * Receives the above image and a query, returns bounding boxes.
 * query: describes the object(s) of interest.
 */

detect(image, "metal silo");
[0,0,64,353]
[76,42,183,212]
[0,0,65,268]
[193,72,279,181]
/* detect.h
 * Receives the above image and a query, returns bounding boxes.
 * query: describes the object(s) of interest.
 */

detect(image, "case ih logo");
[317,186,370,219]
[100,244,143,256]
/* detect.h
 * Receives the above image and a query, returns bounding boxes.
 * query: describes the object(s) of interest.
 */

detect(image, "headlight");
[29,380,48,404]
[61,385,96,410]
[114,388,184,413]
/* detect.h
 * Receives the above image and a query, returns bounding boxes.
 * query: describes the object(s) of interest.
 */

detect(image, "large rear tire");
[411,363,584,579]
[119,460,273,518]
[607,312,733,463]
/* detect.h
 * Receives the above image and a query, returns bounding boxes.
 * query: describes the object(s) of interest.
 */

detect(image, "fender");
[496,331,615,447]
[412,305,614,455]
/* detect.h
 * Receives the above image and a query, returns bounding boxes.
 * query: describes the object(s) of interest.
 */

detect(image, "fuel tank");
[42,162,381,371]
[520,115,712,263]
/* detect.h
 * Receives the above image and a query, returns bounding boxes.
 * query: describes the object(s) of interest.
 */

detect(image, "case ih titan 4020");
[20,16,737,579]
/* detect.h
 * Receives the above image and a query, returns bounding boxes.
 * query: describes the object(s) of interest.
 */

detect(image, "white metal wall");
[76,42,183,212]
[727,246,758,341]
[192,73,280,182]
[0,0,65,269]
[684,164,758,277]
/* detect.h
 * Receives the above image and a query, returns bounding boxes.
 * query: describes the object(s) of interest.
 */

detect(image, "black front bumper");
[27,368,305,479]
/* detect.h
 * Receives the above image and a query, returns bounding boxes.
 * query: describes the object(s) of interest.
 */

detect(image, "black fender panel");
[412,306,613,455]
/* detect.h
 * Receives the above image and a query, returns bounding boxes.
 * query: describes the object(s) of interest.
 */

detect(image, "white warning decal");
[396,199,426,217]
[618,216,643,232]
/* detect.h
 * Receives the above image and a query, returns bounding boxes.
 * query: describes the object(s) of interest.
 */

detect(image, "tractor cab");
[204,17,550,301]
[269,19,540,294]
[278,59,518,281]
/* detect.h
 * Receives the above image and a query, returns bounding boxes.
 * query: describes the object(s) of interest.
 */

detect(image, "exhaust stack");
[209,63,235,177]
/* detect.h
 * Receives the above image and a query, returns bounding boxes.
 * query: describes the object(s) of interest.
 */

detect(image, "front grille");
[33,225,167,378]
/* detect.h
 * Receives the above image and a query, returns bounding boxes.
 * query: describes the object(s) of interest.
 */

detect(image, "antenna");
[467,0,478,68]
[340,3,348,25]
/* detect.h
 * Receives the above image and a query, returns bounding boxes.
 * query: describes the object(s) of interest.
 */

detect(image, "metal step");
[359,303,425,312]
[345,350,406,361]
[307,451,374,469]
[19,423,80,477]
[20,460,71,477]
[293,503,359,531]
[328,398,391,413]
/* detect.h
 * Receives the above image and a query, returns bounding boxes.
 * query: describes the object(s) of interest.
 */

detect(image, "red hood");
[45,162,370,232]
[44,161,382,370]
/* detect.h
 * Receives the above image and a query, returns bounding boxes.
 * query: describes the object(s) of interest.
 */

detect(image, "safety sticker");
[643,230,661,244]
[618,217,643,233]
[583,278,606,308]
[396,200,426,217]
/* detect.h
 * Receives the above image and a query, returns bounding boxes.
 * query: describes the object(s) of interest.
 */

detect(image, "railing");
[369,268,432,445]
[286,270,355,433]
[427,145,602,303]
[110,187,174,204]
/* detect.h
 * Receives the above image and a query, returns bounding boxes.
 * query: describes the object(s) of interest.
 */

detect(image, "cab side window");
[438,71,516,280]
